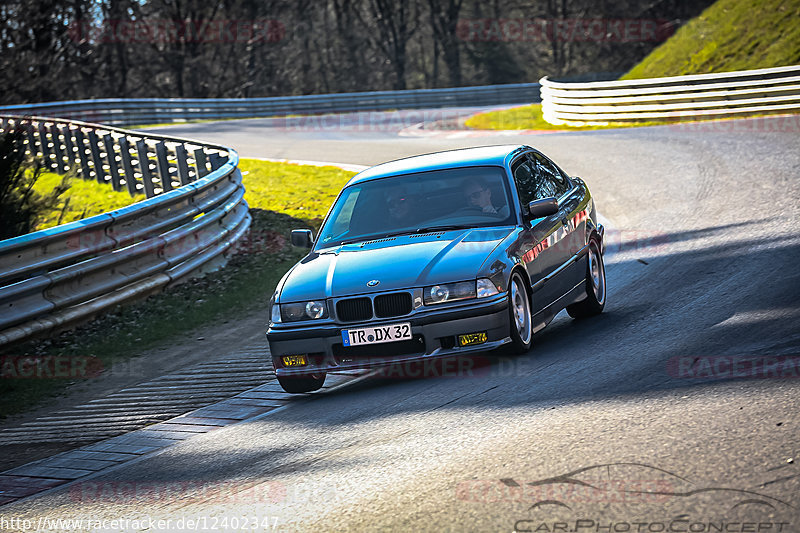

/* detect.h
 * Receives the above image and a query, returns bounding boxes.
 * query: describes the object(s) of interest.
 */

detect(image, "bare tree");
[0,0,714,104]
[367,0,418,90]
[428,0,463,87]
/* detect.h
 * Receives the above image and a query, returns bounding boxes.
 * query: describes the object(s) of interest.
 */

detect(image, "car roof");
[346,144,531,186]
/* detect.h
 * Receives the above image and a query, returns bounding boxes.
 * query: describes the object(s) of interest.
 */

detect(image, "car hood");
[279,228,513,302]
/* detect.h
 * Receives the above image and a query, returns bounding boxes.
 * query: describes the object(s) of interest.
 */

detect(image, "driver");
[385,187,413,223]
[463,178,508,216]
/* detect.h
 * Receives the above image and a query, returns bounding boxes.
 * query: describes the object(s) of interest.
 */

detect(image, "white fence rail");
[0,83,542,127]
[540,65,800,125]
[0,116,250,346]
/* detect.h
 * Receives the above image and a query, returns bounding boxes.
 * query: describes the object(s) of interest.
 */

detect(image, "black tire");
[567,238,606,319]
[507,271,533,354]
[277,372,326,393]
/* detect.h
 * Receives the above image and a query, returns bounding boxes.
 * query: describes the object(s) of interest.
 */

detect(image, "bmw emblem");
[367,279,380,287]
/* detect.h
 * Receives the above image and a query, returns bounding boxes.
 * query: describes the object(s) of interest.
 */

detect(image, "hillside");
[623,0,800,79]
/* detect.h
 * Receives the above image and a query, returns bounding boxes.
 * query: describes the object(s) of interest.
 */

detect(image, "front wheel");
[276,371,326,393]
[567,238,606,319]
[507,271,533,354]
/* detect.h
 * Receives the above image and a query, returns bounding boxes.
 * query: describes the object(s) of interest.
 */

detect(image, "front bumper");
[267,294,510,376]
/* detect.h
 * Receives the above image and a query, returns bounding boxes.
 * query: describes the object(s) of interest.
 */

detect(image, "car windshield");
[315,166,515,250]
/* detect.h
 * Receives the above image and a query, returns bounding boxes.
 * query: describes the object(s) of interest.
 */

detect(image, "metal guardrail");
[0,116,250,346]
[540,65,800,125]
[0,83,542,127]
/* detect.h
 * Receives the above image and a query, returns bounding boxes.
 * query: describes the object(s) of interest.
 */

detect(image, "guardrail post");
[102,134,123,191]
[155,141,172,192]
[136,139,156,198]
[117,136,139,197]
[194,149,209,178]
[36,122,54,169]
[175,144,192,186]
[48,123,67,173]
[72,128,94,181]
[24,122,38,159]
[61,125,77,174]
[209,152,224,171]
[87,130,106,183]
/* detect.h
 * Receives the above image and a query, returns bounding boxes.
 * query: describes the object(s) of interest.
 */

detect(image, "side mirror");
[291,229,314,248]
[527,198,559,219]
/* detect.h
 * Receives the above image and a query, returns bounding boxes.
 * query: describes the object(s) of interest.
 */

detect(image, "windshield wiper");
[338,231,408,246]
[337,226,469,246]
[413,225,470,234]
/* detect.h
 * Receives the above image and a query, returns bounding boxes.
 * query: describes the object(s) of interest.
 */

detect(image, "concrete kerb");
[0,369,376,507]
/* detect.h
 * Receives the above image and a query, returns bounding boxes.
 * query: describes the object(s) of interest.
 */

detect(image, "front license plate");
[342,322,412,347]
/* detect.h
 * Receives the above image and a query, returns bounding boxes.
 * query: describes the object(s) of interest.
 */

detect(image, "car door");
[529,152,585,299]
[511,154,571,313]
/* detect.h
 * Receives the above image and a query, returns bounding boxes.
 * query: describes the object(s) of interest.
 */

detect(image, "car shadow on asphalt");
[302,225,800,414]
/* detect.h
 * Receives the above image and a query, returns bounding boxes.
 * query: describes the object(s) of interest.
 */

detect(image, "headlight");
[280,300,329,321]
[476,278,500,298]
[424,281,476,305]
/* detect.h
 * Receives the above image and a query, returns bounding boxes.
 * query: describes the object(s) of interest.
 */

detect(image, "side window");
[513,153,564,209]
[531,153,570,198]
[512,157,537,210]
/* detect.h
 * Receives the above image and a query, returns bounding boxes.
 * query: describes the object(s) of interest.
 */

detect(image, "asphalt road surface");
[3,112,799,531]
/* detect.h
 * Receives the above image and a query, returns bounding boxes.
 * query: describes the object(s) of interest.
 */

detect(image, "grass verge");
[0,159,355,419]
[464,103,668,131]
[622,0,800,79]
[31,172,144,230]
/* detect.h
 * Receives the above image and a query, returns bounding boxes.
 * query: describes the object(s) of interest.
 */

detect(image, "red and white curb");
[399,122,559,138]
